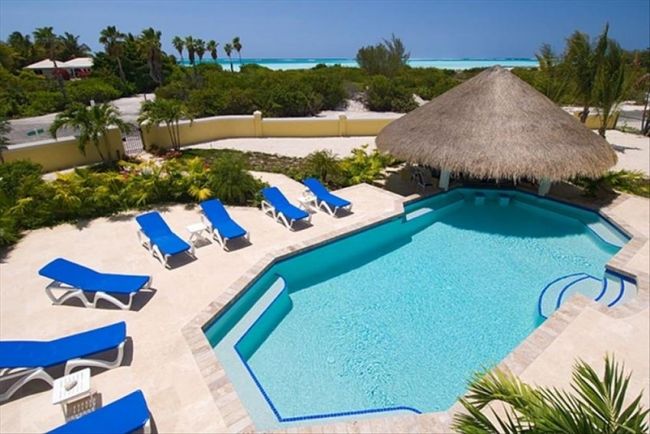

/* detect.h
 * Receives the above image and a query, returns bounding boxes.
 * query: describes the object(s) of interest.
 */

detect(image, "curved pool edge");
[181,184,650,433]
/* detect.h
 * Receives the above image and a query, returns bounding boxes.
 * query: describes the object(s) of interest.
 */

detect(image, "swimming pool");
[204,188,635,429]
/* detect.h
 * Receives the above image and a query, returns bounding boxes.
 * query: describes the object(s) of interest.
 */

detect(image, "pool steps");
[405,207,433,221]
[538,271,637,318]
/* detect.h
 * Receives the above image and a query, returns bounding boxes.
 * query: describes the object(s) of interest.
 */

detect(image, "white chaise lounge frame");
[45,278,152,310]
[261,200,311,231]
[310,194,353,217]
[200,213,250,250]
[137,229,195,268]
[0,341,125,402]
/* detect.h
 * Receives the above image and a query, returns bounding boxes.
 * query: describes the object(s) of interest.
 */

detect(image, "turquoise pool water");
[178,57,538,71]
[205,189,629,429]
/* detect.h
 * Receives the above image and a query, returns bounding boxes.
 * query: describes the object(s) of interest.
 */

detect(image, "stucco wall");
[3,128,125,172]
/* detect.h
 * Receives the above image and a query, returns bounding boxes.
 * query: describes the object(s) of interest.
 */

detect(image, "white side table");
[297,192,318,212]
[186,222,208,246]
[52,368,96,421]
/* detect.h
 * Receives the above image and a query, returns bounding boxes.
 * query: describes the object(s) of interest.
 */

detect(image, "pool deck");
[1,175,648,433]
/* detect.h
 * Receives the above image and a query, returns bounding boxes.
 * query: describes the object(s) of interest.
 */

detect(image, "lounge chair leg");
[64,341,125,376]
[93,292,133,310]
[0,368,54,402]
[45,283,93,308]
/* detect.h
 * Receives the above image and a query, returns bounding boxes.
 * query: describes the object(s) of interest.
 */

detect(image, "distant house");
[24,57,93,79]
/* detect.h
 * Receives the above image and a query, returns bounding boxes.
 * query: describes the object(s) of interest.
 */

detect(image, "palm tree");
[207,40,218,63]
[453,355,648,433]
[50,103,131,162]
[138,99,193,150]
[593,39,629,138]
[0,117,10,163]
[232,36,242,62]
[224,43,234,72]
[7,31,35,67]
[99,26,126,82]
[185,36,196,66]
[59,32,90,61]
[195,39,206,63]
[33,27,66,97]
[172,36,184,62]
[565,25,610,123]
[139,27,163,85]
[535,43,569,102]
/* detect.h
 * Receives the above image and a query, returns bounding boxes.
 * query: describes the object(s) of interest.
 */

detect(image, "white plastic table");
[297,192,318,212]
[186,222,208,246]
[52,368,95,420]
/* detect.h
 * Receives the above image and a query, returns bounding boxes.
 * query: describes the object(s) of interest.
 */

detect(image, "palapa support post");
[538,178,552,196]
[438,169,450,190]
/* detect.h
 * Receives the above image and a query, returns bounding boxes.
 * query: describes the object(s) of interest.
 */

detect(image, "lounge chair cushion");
[0,322,126,369]
[136,212,191,256]
[39,258,150,295]
[200,199,247,239]
[303,178,351,209]
[48,390,149,434]
[262,187,309,221]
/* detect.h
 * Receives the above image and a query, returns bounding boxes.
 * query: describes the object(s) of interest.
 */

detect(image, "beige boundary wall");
[3,128,125,172]
[140,111,397,150]
[3,112,397,172]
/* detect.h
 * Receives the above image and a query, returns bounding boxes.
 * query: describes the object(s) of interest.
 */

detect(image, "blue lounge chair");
[302,178,352,217]
[136,211,194,268]
[0,322,127,402]
[39,258,152,310]
[261,187,311,230]
[200,199,249,250]
[48,390,151,434]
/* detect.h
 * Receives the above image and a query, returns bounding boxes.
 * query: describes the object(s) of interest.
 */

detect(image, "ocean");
[177,57,538,71]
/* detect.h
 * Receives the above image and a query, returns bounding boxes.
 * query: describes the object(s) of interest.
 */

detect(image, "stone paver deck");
[1,175,648,433]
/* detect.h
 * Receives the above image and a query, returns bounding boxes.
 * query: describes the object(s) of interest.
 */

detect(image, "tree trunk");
[94,139,107,162]
[116,56,126,82]
[579,106,590,123]
[641,92,650,136]
[52,59,68,101]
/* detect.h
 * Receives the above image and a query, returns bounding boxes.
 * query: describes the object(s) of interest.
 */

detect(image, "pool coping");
[181,184,649,433]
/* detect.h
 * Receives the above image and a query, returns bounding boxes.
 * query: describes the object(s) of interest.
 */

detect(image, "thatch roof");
[376,66,617,181]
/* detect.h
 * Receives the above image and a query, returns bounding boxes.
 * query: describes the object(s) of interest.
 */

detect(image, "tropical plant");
[339,145,396,185]
[303,150,341,186]
[208,153,263,205]
[50,103,130,162]
[593,38,629,138]
[6,31,35,68]
[33,27,66,97]
[172,36,184,62]
[366,75,417,112]
[138,98,192,150]
[453,355,648,434]
[224,43,234,72]
[0,116,10,163]
[195,39,206,63]
[356,34,410,77]
[99,26,127,82]
[207,40,218,62]
[138,27,163,84]
[185,36,196,66]
[59,32,90,61]
[232,36,242,62]
[575,170,650,198]
[565,25,610,123]
[534,44,570,102]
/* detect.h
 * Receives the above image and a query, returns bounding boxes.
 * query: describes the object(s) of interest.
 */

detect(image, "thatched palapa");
[376,66,617,182]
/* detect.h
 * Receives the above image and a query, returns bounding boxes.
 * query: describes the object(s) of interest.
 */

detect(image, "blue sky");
[1,0,648,58]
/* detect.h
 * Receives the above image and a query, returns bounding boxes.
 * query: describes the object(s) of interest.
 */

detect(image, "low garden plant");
[0,146,396,247]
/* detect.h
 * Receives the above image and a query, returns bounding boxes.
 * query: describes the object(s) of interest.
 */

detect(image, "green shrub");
[366,76,417,112]
[208,153,265,205]
[302,150,343,186]
[66,78,122,105]
[21,90,65,116]
[574,170,650,198]
[339,145,396,185]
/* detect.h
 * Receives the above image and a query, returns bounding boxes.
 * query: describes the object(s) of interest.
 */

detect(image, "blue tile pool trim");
[537,272,587,318]
[232,280,422,424]
[555,274,599,308]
